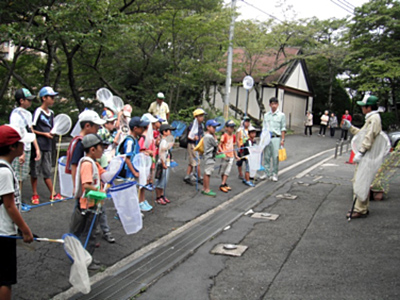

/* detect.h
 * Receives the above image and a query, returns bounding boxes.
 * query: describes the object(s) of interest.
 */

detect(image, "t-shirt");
[9,107,33,151]
[0,159,21,235]
[203,133,218,164]
[342,114,352,122]
[71,140,84,166]
[32,107,54,151]
[79,161,105,209]
[220,133,235,158]
[148,101,169,123]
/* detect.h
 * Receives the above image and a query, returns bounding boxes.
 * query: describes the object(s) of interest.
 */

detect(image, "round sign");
[243,75,254,90]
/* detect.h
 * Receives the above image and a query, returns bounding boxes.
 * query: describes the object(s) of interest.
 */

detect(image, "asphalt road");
[14,129,347,299]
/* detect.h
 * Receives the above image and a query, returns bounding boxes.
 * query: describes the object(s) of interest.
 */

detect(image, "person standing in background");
[328,113,338,138]
[148,92,170,124]
[318,110,329,137]
[341,110,352,141]
[304,111,313,136]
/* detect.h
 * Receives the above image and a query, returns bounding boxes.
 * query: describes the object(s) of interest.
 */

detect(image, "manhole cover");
[211,244,248,257]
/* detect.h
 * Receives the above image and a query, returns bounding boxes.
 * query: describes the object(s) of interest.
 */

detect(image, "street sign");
[242,75,254,90]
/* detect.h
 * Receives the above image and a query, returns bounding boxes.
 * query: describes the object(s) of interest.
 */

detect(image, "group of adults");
[304,109,352,140]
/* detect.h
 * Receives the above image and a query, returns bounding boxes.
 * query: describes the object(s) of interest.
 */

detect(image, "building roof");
[225,47,304,85]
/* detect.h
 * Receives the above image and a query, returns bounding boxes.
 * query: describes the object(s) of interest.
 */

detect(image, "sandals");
[346,211,368,219]
[155,197,166,205]
[162,196,170,203]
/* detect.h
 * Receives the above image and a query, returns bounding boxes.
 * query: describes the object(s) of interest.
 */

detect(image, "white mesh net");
[63,234,92,294]
[133,153,152,186]
[51,114,72,135]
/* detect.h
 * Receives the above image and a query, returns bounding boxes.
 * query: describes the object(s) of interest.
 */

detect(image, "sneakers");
[238,174,244,180]
[139,201,152,212]
[271,175,278,182]
[201,190,216,197]
[102,232,115,243]
[88,261,101,271]
[31,194,39,205]
[243,180,255,187]
[144,200,153,210]
[183,176,193,185]
[50,193,64,201]
[219,185,229,193]
[259,173,267,180]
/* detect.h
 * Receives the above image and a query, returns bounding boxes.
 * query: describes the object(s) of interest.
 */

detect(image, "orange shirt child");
[79,161,106,210]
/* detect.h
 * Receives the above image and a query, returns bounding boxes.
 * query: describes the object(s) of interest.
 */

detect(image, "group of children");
[183,108,259,196]
[0,87,262,298]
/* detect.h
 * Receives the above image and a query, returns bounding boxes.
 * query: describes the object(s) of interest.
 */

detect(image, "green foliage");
[381,112,397,131]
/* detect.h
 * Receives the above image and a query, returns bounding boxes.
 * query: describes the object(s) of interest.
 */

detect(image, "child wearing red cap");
[0,125,34,300]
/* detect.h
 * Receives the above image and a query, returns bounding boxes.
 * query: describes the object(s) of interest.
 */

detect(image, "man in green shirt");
[261,97,286,182]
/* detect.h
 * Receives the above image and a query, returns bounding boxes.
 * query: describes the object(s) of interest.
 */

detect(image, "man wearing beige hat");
[148,92,170,124]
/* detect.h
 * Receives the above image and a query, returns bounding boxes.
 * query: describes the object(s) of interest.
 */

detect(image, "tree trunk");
[0,49,24,100]
[391,80,399,123]
[327,58,333,110]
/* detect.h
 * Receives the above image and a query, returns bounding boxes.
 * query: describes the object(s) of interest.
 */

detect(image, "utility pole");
[223,0,237,120]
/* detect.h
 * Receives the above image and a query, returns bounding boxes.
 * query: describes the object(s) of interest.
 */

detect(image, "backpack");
[65,135,83,174]
[179,126,189,148]
[116,135,136,178]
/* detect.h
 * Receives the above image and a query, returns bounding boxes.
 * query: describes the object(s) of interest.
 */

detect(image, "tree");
[344,0,400,122]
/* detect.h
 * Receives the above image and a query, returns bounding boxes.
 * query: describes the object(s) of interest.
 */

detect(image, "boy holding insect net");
[218,120,239,193]
[70,134,107,271]
[9,89,41,190]
[0,125,34,300]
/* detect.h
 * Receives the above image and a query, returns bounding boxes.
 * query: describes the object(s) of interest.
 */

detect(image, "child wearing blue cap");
[30,86,61,204]
[202,119,220,197]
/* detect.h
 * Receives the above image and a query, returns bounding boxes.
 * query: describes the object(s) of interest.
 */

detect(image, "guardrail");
[334,138,351,159]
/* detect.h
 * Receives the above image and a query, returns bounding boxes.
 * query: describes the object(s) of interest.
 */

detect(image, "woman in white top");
[319,110,329,137]
[304,111,313,136]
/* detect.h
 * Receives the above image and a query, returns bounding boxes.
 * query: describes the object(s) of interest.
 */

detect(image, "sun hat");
[101,109,117,122]
[141,113,159,123]
[123,104,132,117]
[193,108,206,117]
[157,92,165,99]
[0,124,35,147]
[79,110,106,125]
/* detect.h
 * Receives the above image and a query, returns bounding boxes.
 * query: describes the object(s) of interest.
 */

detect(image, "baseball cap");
[357,95,379,107]
[82,134,104,149]
[155,115,165,123]
[206,119,220,127]
[39,86,59,98]
[0,124,35,147]
[269,97,278,103]
[157,92,165,99]
[243,116,251,122]
[141,113,159,123]
[79,110,106,125]
[101,109,117,122]
[129,116,149,129]
[193,108,206,117]
[15,88,36,101]
[225,120,236,127]
[160,124,176,132]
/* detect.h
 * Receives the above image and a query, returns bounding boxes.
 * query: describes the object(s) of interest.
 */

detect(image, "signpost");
[243,75,254,116]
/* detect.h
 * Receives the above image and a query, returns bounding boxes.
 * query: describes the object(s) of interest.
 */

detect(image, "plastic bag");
[109,181,142,234]
[352,130,390,201]
[279,147,287,162]
[63,234,92,294]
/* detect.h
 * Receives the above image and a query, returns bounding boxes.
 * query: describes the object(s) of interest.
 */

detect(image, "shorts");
[0,237,17,286]
[220,157,234,176]
[204,163,215,176]
[12,150,31,182]
[187,143,200,167]
[30,151,52,178]
[236,151,244,167]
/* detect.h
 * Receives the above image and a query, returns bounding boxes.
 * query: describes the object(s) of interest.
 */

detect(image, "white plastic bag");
[63,234,92,294]
[352,130,390,201]
[109,181,142,234]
